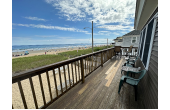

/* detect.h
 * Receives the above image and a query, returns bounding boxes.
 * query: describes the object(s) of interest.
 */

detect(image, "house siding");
[136,17,158,109]
[122,35,140,47]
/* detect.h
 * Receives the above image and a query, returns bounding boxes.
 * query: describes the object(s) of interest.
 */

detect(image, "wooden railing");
[12,47,138,109]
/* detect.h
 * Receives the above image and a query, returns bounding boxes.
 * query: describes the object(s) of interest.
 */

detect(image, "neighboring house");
[113,30,140,47]
[121,30,140,47]
[134,0,158,109]
[113,37,123,46]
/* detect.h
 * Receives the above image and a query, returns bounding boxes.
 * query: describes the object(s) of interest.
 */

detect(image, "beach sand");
[12,45,105,59]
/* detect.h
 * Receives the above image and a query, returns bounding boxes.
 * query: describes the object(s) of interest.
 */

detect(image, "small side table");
[121,66,141,76]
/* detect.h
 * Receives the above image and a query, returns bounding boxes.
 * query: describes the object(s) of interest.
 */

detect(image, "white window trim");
[131,36,137,43]
[141,25,148,61]
[146,16,157,70]
[139,12,158,70]
[138,30,143,56]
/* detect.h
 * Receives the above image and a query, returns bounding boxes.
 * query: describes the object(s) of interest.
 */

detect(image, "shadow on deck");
[47,57,144,109]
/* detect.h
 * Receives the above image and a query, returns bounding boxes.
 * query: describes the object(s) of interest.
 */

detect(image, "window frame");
[145,17,157,69]
[139,12,158,70]
[131,36,137,43]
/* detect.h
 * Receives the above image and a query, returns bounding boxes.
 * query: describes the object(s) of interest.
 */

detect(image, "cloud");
[24,16,47,21]
[34,35,58,38]
[12,23,90,34]
[45,0,136,26]
[97,24,134,31]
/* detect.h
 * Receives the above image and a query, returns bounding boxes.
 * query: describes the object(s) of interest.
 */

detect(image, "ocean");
[12,43,107,52]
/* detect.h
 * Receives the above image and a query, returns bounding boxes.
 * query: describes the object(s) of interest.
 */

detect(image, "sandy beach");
[12,46,91,59]
[12,45,106,59]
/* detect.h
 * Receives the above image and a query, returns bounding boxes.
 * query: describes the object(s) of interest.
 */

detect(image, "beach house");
[12,0,158,109]
[113,36,123,46]
[114,30,140,47]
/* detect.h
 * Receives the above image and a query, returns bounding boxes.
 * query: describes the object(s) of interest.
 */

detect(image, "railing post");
[80,58,85,83]
[101,52,103,67]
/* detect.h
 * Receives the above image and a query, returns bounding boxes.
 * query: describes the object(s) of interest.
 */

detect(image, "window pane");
[132,40,136,43]
[139,28,146,59]
[133,37,136,40]
[142,19,154,67]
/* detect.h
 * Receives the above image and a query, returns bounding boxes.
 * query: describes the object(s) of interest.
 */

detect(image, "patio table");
[121,66,141,76]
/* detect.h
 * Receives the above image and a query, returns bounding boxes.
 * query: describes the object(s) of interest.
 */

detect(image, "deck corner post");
[80,58,85,83]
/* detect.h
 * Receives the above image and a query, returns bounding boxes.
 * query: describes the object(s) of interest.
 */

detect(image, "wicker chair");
[125,45,134,57]
[114,46,122,58]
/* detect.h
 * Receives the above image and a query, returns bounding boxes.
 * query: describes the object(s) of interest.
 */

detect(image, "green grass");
[12,45,112,73]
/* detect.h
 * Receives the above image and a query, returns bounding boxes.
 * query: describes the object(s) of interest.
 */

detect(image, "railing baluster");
[58,67,63,93]
[87,57,89,74]
[29,76,38,109]
[80,58,85,83]
[46,71,53,101]
[71,63,74,85]
[74,62,77,83]
[63,65,67,90]
[95,55,97,69]
[38,74,46,106]
[85,57,88,74]
[78,60,80,81]
[88,56,90,73]
[52,68,58,97]
[67,64,71,88]
[101,52,103,67]
[17,79,28,109]
[92,55,93,71]
[84,58,86,76]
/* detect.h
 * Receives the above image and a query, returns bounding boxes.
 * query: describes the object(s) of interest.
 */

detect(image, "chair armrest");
[125,77,139,81]
[127,70,141,74]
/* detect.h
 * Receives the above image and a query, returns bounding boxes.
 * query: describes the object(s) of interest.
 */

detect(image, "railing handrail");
[12,47,114,83]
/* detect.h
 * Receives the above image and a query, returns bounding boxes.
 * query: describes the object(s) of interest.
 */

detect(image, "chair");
[114,46,122,58]
[124,56,139,67]
[125,45,134,57]
[118,69,147,101]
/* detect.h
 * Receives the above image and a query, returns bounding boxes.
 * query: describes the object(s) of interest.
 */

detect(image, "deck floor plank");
[47,57,144,109]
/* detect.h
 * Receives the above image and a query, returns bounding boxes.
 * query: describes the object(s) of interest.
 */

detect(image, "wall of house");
[122,35,140,47]
[135,17,158,109]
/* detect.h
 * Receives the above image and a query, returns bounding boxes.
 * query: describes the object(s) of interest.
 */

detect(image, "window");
[137,12,157,70]
[142,19,154,67]
[131,37,137,43]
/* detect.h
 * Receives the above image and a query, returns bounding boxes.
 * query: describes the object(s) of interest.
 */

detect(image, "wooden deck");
[47,57,144,109]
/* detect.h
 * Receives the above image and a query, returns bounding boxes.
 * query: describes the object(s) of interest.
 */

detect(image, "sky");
[12,0,136,45]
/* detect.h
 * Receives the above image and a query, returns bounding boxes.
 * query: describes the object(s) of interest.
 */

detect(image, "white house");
[121,30,140,47]
[114,30,140,47]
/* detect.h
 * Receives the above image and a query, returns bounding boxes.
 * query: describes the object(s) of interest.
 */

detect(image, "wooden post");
[29,76,38,109]
[101,52,103,67]
[18,79,28,109]
[80,58,85,83]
